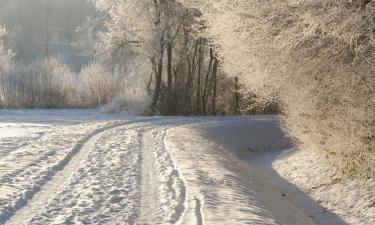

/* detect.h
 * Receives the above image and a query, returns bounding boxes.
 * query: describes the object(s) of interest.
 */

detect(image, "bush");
[80,62,121,107]
[100,96,150,115]
[1,57,76,108]
[100,60,152,115]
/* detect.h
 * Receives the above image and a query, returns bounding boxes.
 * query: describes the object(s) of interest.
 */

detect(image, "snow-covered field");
[0,110,373,225]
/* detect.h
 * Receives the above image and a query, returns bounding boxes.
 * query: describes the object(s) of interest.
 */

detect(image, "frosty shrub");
[100,61,152,115]
[0,26,80,108]
[1,57,76,108]
[100,95,150,115]
[79,62,121,107]
[180,0,375,178]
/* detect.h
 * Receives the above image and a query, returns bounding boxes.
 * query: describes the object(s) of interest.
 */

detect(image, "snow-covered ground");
[0,110,373,224]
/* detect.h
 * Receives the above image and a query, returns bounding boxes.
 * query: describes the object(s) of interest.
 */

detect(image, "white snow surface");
[0,109,372,225]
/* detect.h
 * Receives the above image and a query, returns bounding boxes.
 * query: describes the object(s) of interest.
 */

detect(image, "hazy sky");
[0,0,96,70]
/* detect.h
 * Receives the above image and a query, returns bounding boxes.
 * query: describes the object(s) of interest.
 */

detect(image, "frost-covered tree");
[179,0,375,178]
[0,26,15,107]
[97,0,173,114]
[96,0,230,116]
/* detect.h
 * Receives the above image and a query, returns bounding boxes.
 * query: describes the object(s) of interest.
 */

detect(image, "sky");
[0,0,96,71]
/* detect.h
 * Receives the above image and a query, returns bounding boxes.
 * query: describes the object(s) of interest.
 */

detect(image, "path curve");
[4,119,156,225]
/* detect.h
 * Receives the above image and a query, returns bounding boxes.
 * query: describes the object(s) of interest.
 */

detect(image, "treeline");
[0,0,277,116]
[157,36,221,116]
[0,26,120,109]
[95,0,266,116]
[0,57,120,109]
[0,24,246,115]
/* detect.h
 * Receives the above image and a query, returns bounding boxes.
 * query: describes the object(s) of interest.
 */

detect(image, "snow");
[264,149,375,225]
[0,109,114,124]
[173,119,374,225]
[0,110,373,224]
[165,119,314,225]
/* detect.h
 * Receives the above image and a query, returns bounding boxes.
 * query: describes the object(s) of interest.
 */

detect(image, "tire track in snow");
[4,119,156,225]
[145,119,211,225]
[0,124,102,193]
[138,131,164,225]
[28,125,147,224]
[137,119,200,225]
[3,117,205,225]
[149,126,187,225]
[194,196,204,225]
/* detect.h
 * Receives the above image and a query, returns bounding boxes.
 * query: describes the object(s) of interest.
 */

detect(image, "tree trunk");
[184,39,199,115]
[202,47,214,115]
[195,43,203,114]
[234,76,241,115]
[166,41,174,114]
[147,71,154,94]
[210,58,218,115]
[167,42,173,95]
[150,42,165,115]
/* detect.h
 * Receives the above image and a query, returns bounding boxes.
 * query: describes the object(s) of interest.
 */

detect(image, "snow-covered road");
[0,110,371,225]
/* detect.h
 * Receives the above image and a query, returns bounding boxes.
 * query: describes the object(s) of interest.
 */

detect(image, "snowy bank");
[166,118,374,225]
